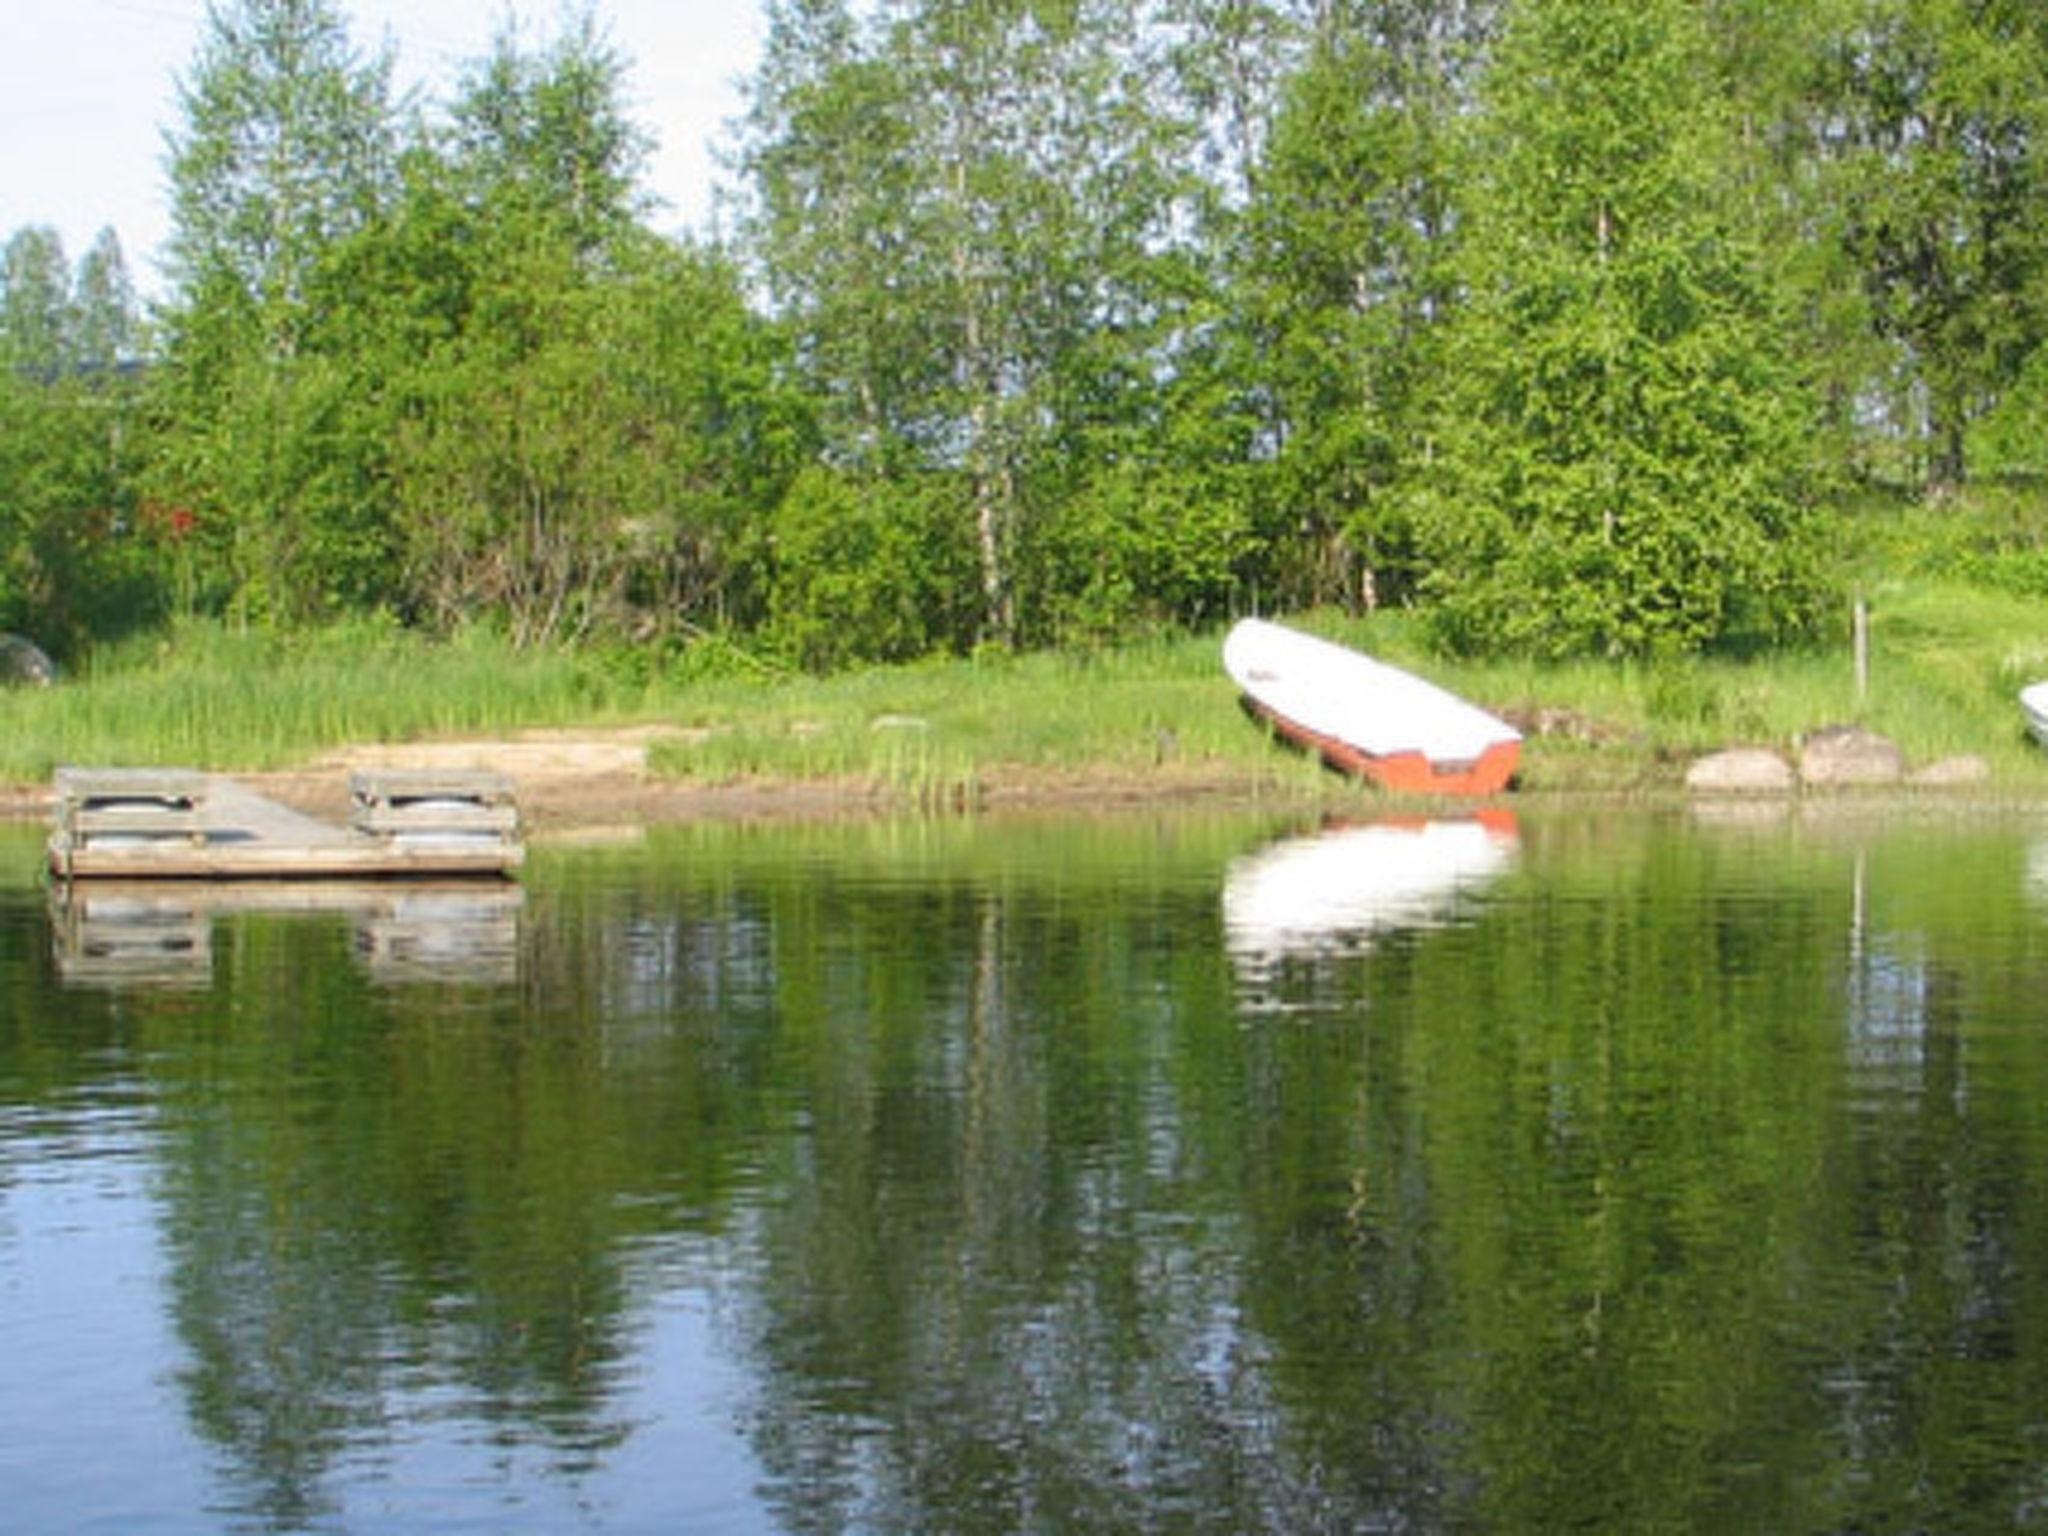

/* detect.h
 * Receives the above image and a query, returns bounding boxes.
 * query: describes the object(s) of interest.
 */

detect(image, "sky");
[0,0,769,296]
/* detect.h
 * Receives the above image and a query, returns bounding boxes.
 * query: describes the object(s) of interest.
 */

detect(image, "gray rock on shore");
[1685,747,1796,794]
[1686,729,1991,795]
[1798,725,1905,787]
[1908,754,1992,787]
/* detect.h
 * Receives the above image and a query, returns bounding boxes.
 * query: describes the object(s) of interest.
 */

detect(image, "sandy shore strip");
[2,728,1285,833]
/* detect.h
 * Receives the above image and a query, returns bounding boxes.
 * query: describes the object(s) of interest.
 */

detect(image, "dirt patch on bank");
[3,726,1283,833]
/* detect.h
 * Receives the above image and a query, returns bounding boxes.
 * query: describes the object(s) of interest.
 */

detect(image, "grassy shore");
[636,579,2048,798]
[5,574,2048,802]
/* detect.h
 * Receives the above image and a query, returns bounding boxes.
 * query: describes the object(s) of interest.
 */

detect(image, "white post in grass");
[1853,596,1870,705]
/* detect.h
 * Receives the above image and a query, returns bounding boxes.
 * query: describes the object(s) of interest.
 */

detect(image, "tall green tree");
[1692,0,1884,481]
[331,22,804,646]
[155,0,399,622]
[72,230,140,369]
[1413,0,1828,657]
[741,0,1210,650]
[163,0,396,346]
[741,0,955,473]
[1236,0,1498,611]
[0,227,72,376]
[1817,0,2048,488]
[1158,0,1306,208]
[447,9,650,257]
[0,227,157,650]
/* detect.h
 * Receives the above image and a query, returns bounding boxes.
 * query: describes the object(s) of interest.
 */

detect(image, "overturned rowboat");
[1223,618,1521,796]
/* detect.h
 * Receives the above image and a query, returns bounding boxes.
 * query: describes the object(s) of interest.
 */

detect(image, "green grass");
[0,617,658,781]
[1450,580,2048,791]
[643,635,1320,798]
[638,583,2048,798]
[0,617,1324,796]
[7,575,2048,801]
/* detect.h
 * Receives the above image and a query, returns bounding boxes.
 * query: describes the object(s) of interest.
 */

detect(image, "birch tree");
[740,0,1202,650]
[1236,0,1498,611]
[163,0,396,347]
[1821,0,2048,488]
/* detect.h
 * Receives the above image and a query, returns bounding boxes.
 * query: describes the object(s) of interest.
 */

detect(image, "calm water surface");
[5,806,2048,1533]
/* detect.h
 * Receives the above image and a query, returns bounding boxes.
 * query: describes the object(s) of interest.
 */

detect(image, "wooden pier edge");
[48,767,523,881]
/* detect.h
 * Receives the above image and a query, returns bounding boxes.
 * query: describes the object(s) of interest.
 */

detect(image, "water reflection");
[8,814,2048,1532]
[351,887,523,985]
[47,887,213,988]
[2025,835,2048,910]
[49,880,524,989]
[1844,851,1934,1106]
[1222,814,1518,997]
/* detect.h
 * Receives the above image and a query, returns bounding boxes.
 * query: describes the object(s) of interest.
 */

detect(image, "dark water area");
[5,805,2048,1533]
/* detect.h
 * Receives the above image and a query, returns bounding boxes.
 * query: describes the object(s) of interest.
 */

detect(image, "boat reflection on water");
[2025,837,2048,910]
[1223,813,1519,998]
[50,881,525,990]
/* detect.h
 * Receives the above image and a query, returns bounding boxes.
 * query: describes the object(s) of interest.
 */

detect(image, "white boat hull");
[2022,681,2048,747]
[1223,618,1521,795]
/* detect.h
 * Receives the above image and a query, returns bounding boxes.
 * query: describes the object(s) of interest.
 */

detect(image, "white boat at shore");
[1223,618,1521,795]
[2022,680,2048,747]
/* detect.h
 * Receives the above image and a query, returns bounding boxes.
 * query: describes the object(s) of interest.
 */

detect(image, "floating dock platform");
[48,767,523,880]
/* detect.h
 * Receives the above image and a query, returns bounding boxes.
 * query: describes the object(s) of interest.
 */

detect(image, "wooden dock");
[48,767,523,880]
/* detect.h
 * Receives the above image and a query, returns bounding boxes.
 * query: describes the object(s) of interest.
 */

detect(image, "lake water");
[5,804,2048,1533]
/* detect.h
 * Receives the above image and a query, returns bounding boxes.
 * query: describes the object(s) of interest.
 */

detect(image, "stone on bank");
[1797,726,1905,788]
[1685,747,1797,794]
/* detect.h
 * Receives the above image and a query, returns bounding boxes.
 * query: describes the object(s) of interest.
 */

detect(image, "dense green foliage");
[5,0,2048,669]
[7,555,2048,797]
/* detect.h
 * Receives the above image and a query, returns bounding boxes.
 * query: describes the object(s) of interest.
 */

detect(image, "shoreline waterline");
[7,747,2046,837]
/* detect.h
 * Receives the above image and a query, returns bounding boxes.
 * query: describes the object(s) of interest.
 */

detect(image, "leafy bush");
[765,468,978,670]
[1026,461,1256,645]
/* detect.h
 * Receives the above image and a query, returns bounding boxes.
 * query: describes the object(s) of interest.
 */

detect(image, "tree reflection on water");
[7,812,2048,1532]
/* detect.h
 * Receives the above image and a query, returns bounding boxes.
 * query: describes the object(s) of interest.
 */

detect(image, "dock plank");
[55,766,210,804]
[54,766,211,848]
[350,768,515,805]
[352,805,520,837]
[205,779,354,848]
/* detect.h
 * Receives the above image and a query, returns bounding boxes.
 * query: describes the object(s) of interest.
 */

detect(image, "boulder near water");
[1909,754,1992,787]
[0,634,55,687]
[1684,747,1797,794]
[1798,725,1905,788]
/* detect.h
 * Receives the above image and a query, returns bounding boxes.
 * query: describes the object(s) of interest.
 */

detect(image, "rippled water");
[5,806,2048,1533]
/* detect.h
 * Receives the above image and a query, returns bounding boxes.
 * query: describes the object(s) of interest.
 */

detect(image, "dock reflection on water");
[49,880,525,990]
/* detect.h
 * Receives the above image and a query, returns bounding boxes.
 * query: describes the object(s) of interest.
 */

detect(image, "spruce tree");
[1413,0,1828,657]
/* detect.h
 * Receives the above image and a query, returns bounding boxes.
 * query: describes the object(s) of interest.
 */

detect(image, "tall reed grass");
[0,618,654,781]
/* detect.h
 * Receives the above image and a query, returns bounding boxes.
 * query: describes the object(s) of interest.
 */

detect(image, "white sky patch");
[0,0,766,294]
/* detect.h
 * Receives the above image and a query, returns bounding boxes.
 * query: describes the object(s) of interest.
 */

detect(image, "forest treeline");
[6,0,2048,668]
